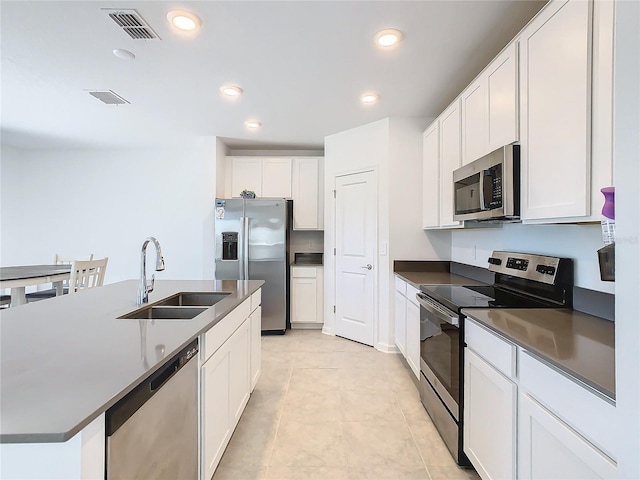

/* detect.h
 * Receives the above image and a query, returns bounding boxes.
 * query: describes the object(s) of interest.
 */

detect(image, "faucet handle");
[148,274,155,294]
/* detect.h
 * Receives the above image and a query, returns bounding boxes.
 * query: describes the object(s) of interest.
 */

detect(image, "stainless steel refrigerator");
[214,198,290,333]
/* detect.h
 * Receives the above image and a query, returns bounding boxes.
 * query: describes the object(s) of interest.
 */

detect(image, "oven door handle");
[416,293,459,326]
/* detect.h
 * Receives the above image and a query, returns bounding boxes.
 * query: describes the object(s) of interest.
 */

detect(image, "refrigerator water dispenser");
[222,232,238,260]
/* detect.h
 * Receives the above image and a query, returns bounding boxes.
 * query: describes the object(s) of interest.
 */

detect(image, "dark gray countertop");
[395,271,485,288]
[462,308,615,400]
[0,279,263,444]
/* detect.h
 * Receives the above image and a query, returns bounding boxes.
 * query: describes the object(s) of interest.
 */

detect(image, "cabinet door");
[315,266,324,323]
[518,392,617,480]
[422,123,440,229]
[461,79,487,165]
[487,42,519,151]
[394,290,407,357]
[439,100,462,227]
[228,319,251,429]
[292,158,321,229]
[231,158,262,198]
[250,305,262,391]
[464,348,517,480]
[291,276,318,323]
[519,0,591,220]
[405,297,420,379]
[262,158,292,198]
[202,344,231,480]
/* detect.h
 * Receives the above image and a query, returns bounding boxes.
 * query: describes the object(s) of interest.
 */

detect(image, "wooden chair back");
[54,254,94,266]
[68,258,108,293]
[55,254,93,289]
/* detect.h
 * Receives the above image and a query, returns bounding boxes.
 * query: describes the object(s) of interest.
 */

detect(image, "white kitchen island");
[0,279,263,479]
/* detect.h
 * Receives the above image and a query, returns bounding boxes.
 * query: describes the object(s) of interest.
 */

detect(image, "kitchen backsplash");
[290,230,324,264]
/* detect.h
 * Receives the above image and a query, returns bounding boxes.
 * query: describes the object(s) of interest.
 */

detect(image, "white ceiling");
[0,1,546,151]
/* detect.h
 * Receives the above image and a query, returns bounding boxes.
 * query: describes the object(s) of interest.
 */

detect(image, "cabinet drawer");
[291,267,317,278]
[406,284,420,306]
[394,276,407,295]
[465,319,516,379]
[519,350,617,461]
[250,289,261,312]
[203,299,251,362]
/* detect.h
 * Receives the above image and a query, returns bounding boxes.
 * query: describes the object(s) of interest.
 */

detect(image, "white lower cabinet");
[394,288,407,357]
[464,348,517,480]
[250,289,262,391]
[393,276,419,379]
[290,266,324,327]
[228,320,251,428]
[518,392,617,480]
[201,341,232,480]
[405,291,420,378]
[200,291,261,480]
[464,318,616,480]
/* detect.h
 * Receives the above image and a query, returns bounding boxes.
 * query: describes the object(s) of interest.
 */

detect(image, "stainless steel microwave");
[453,145,520,222]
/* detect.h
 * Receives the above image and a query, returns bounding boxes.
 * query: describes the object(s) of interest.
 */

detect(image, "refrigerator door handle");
[243,216,249,279]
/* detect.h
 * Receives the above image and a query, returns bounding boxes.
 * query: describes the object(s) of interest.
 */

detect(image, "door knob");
[361,264,373,270]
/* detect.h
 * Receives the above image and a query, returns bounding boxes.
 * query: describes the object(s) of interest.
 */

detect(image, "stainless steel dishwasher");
[105,339,199,480]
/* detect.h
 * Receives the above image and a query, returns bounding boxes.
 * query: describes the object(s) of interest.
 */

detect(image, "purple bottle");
[600,187,615,245]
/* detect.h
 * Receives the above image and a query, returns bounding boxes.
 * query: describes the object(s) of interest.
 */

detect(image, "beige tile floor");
[213,329,481,480]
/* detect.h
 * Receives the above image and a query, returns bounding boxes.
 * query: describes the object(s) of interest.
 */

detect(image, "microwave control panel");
[483,165,503,209]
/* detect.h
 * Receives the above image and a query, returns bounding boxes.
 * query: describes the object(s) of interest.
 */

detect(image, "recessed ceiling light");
[375,28,403,48]
[361,93,379,104]
[112,49,135,61]
[244,120,262,129]
[167,10,201,31]
[220,85,243,97]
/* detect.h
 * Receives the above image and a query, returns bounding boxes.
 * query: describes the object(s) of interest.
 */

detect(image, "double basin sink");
[119,292,230,320]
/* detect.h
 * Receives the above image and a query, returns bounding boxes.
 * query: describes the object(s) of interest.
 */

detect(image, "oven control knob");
[488,257,502,265]
[536,265,556,275]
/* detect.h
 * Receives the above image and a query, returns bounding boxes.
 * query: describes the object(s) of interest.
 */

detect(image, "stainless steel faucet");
[137,236,166,305]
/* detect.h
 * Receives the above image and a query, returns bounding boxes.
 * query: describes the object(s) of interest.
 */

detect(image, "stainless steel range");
[415,251,574,466]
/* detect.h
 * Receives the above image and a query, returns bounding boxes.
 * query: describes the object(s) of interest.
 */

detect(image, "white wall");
[612,0,640,476]
[451,223,614,294]
[324,117,450,352]
[324,119,388,344]
[0,137,218,286]
[215,138,230,199]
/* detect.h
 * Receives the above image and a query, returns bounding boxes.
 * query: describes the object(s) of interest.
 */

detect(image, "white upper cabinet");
[230,158,262,197]
[262,158,292,198]
[519,0,592,221]
[487,42,519,152]
[228,157,292,198]
[439,100,463,228]
[227,156,324,230]
[422,122,440,229]
[291,157,324,230]
[462,41,518,166]
[461,79,487,165]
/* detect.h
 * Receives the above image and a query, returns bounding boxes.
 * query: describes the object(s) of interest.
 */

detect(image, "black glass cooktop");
[419,284,553,313]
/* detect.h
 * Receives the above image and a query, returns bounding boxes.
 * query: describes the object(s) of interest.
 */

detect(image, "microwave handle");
[479,171,486,211]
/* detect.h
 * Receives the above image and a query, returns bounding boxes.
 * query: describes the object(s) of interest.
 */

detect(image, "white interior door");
[334,170,376,346]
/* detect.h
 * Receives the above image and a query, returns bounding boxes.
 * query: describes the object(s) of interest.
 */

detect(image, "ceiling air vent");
[89,90,130,105]
[102,9,160,40]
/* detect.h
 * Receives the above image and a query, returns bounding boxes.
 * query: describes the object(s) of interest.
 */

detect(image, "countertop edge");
[462,309,615,402]
[0,280,264,445]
